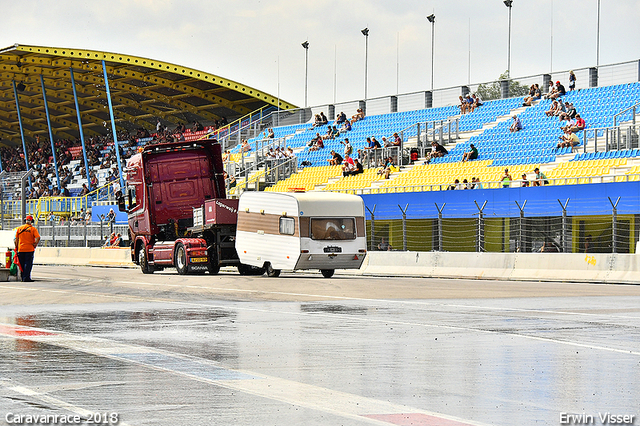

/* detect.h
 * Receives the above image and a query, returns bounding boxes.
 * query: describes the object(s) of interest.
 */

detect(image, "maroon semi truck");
[119,139,262,275]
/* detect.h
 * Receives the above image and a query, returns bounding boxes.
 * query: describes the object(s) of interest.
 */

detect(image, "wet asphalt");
[0,266,639,426]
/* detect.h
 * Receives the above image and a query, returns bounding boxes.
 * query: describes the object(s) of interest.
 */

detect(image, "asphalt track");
[1,265,639,426]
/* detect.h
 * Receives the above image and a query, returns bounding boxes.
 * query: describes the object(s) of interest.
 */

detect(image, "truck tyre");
[208,250,220,275]
[175,243,189,275]
[139,246,154,274]
[266,263,281,278]
[321,269,335,278]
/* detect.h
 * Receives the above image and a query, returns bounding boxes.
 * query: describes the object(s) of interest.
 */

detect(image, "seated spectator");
[543,80,556,99]
[472,93,483,109]
[523,84,541,106]
[103,232,116,247]
[344,158,364,177]
[222,150,231,162]
[241,139,251,152]
[111,233,123,247]
[549,81,566,100]
[447,179,460,190]
[341,154,355,176]
[376,157,394,179]
[267,128,275,139]
[465,94,475,113]
[319,112,328,125]
[462,144,478,162]
[350,108,365,124]
[335,111,347,124]
[327,150,343,166]
[545,100,560,117]
[533,167,548,186]
[501,169,512,188]
[568,70,576,91]
[307,133,322,147]
[309,136,324,152]
[557,130,580,150]
[458,96,468,114]
[569,114,586,133]
[521,174,530,187]
[462,179,471,189]
[510,115,523,132]
[426,141,448,163]
[311,114,322,128]
[79,183,90,196]
[472,177,483,189]
[339,119,352,133]
[321,126,335,140]
[558,102,577,121]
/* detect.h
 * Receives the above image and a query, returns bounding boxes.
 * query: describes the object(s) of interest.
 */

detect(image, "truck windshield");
[310,218,356,240]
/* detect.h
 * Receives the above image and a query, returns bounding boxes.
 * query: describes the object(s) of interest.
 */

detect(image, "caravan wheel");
[266,263,281,278]
[320,269,335,278]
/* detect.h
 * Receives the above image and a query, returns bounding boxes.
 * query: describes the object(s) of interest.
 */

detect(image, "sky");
[3,0,639,109]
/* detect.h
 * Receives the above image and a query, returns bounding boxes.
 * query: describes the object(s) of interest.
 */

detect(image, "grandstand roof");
[0,44,296,145]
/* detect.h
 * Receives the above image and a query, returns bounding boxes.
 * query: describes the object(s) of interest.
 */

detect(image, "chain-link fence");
[366,199,638,254]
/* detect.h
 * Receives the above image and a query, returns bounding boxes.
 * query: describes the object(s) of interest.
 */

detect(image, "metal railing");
[613,102,640,127]
[584,123,640,152]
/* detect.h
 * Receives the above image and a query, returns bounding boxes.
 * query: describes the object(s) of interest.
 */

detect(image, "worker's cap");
[556,81,561,85]
[25,215,34,222]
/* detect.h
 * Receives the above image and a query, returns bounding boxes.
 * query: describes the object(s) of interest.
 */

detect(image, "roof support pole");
[70,67,92,190]
[12,80,31,186]
[40,75,62,190]
[101,60,125,190]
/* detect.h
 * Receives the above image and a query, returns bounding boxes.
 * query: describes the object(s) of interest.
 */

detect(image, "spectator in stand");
[192,121,204,132]
[557,129,580,150]
[426,141,448,163]
[340,138,353,156]
[510,115,523,132]
[472,177,483,189]
[344,158,364,177]
[321,126,335,140]
[569,114,586,133]
[377,157,394,179]
[543,80,556,99]
[568,70,576,91]
[523,84,542,106]
[350,108,365,125]
[307,133,322,147]
[501,168,512,188]
[533,167,549,186]
[319,112,328,126]
[79,183,90,196]
[472,93,483,109]
[465,94,475,113]
[62,184,71,197]
[558,101,577,122]
[341,154,355,176]
[339,119,352,134]
[462,144,478,162]
[392,132,402,147]
[335,111,347,125]
[327,150,343,166]
[267,128,275,139]
[458,96,468,114]
[371,137,382,149]
[311,114,322,128]
[549,81,566,100]
[309,134,324,151]
[521,174,530,187]
[241,139,251,152]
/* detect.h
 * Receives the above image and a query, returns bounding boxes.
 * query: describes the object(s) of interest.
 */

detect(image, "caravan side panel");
[236,193,301,270]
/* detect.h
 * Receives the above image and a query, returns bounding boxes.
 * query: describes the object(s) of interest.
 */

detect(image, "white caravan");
[236,191,367,278]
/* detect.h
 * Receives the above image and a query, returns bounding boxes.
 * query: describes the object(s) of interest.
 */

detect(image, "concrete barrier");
[35,247,134,268]
[361,251,640,284]
[29,245,640,284]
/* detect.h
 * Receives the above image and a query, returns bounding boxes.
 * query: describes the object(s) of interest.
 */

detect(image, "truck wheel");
[321,269,335,278]
[266,263,281,278]
[175,243,189,275]
[208,250,220,275]
[139,246,154,274]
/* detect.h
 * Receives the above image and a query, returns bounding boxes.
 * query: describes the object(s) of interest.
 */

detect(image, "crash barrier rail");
[35,222,130,248]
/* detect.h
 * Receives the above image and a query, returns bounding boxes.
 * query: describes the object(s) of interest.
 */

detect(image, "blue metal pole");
[12,80,31,178]
[101,60,125,190]
[40,75,61,190]
[70,67,93,191]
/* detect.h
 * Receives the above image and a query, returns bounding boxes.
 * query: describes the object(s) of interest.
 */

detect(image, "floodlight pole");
[427,14,436,92]
[70,67,92,190]
[102,60,125,191]
[40,75,61,190]
[362,28,369,101]
[505,0,513,78]
[302,41,309,108]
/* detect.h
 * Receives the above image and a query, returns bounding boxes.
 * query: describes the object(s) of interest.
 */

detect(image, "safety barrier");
[35,247,133,267]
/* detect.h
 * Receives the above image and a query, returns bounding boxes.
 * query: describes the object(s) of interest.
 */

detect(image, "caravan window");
[310,218,356,240]
[279,217,295,235]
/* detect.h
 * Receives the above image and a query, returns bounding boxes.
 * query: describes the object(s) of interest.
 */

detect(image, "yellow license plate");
[190,257,208,263]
